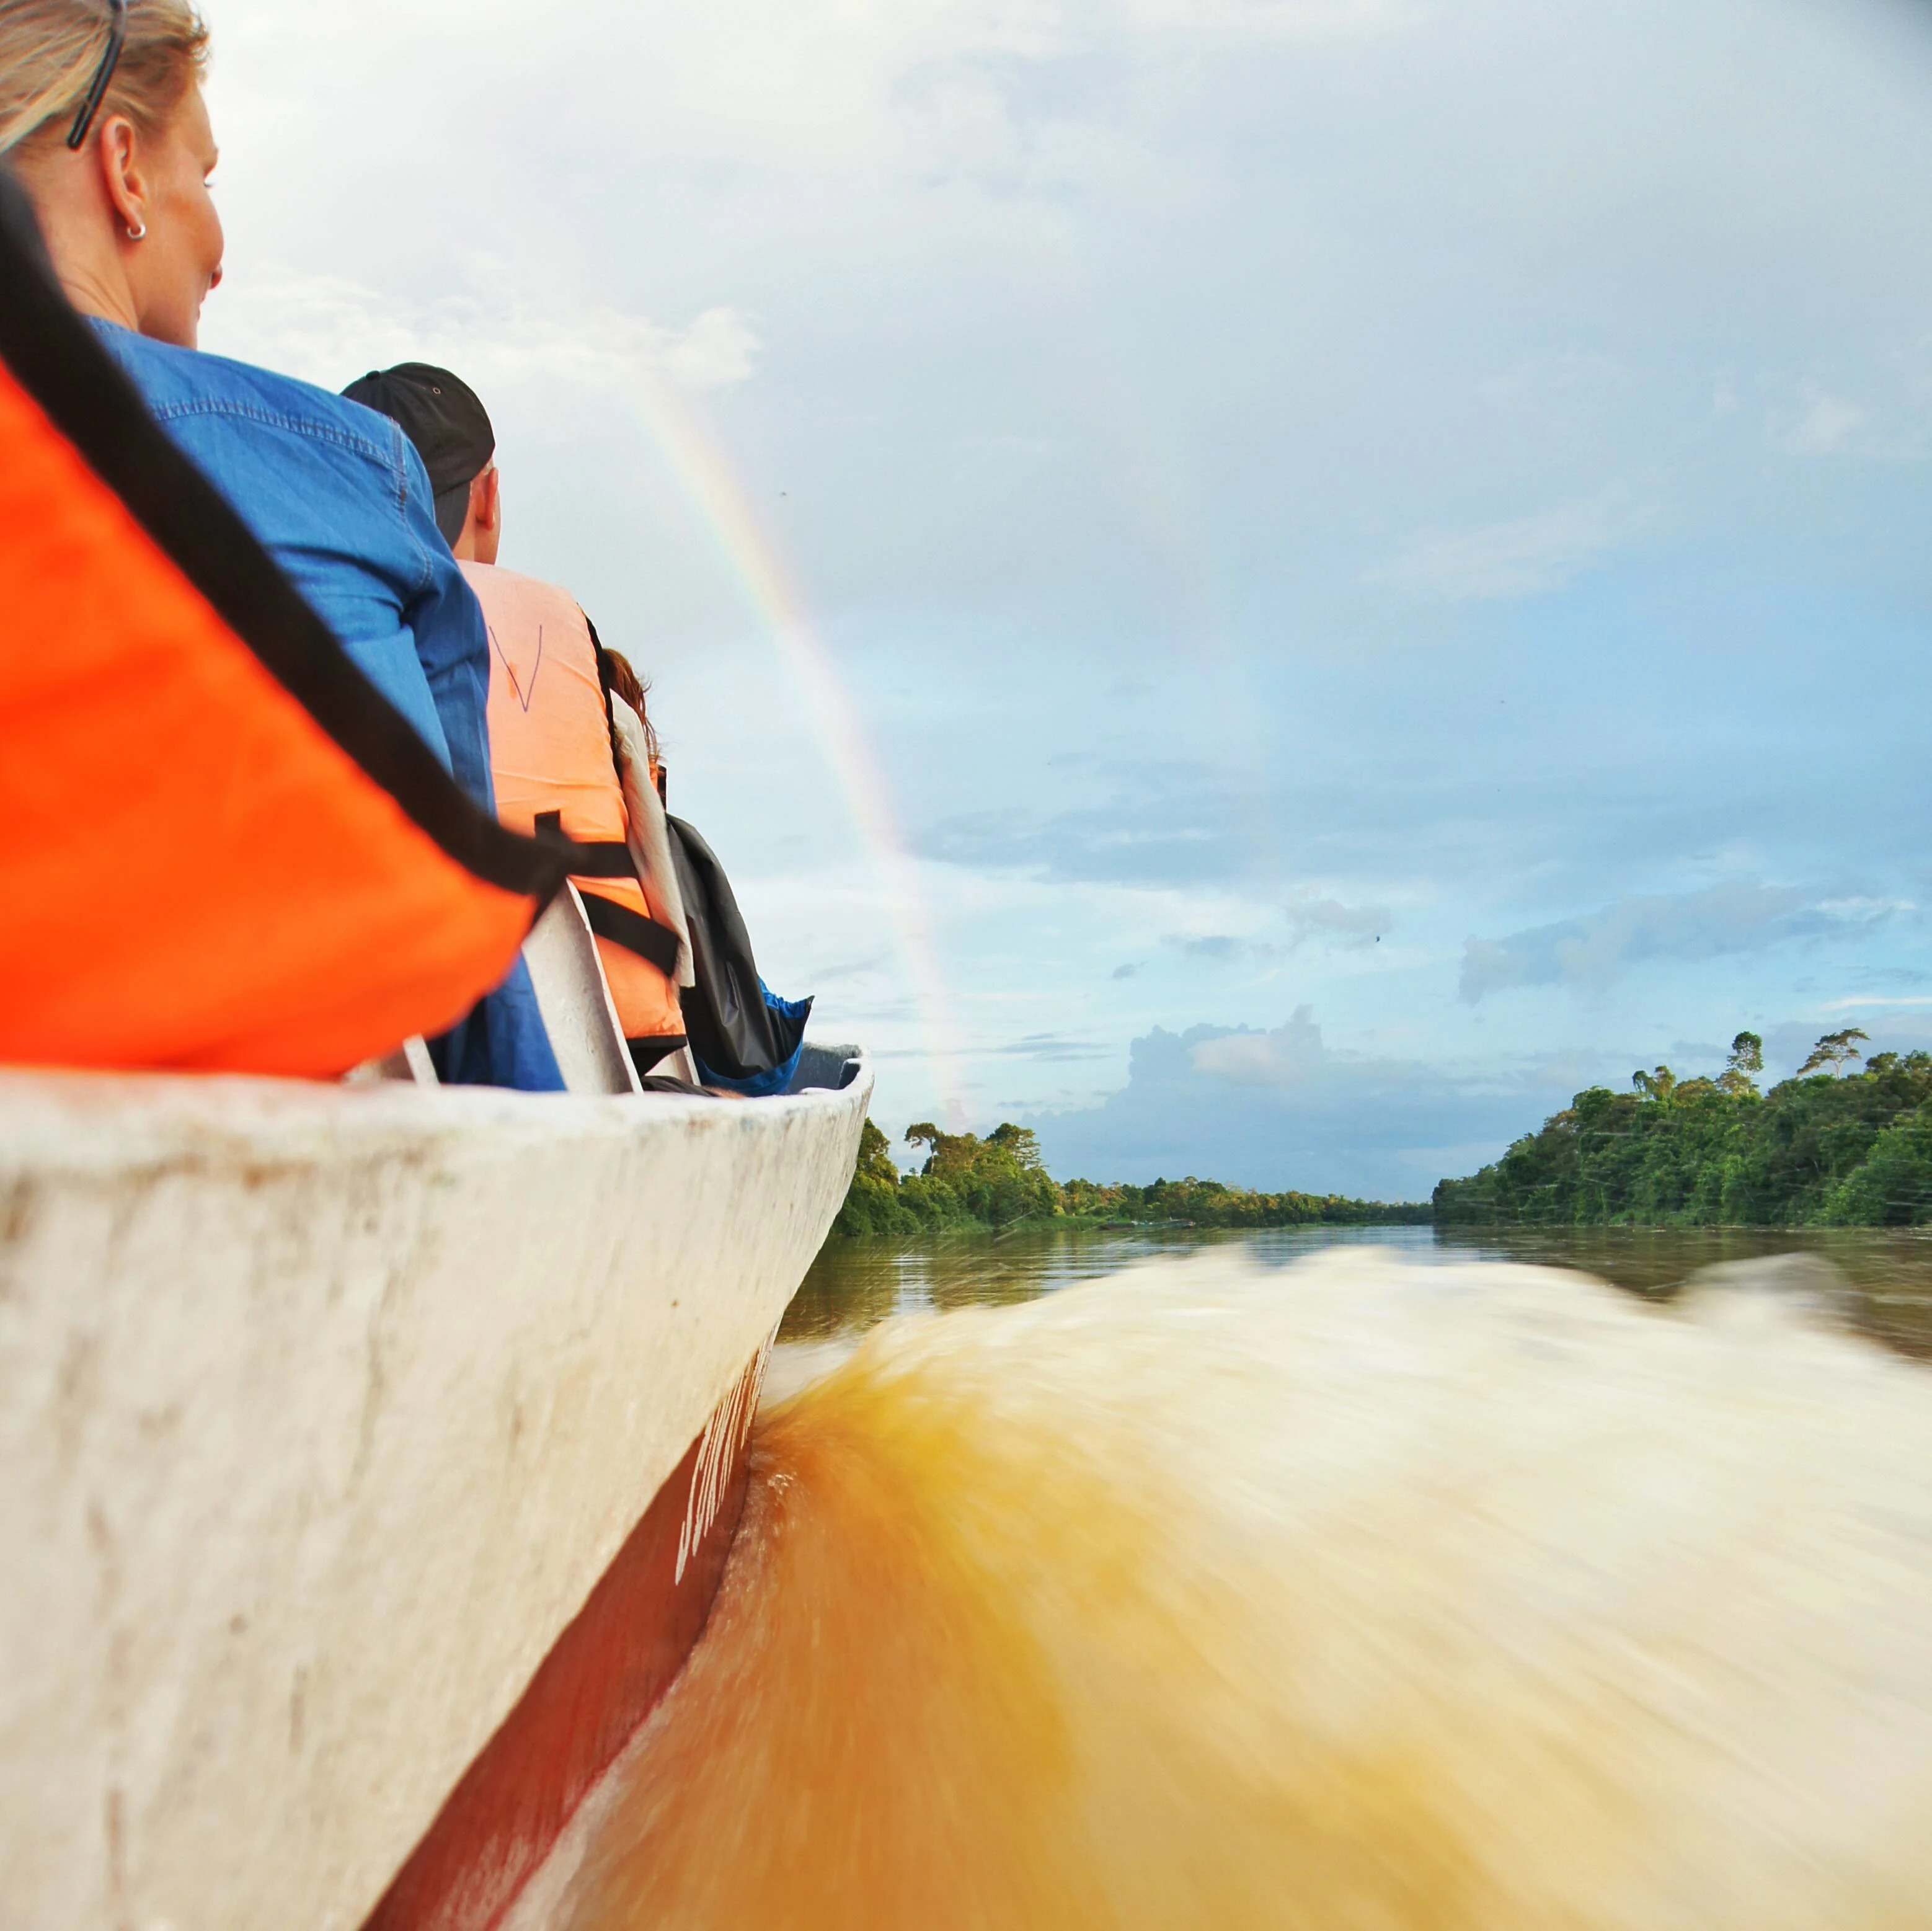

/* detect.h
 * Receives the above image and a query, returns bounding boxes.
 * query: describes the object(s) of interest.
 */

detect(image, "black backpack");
[667,816,810,1087]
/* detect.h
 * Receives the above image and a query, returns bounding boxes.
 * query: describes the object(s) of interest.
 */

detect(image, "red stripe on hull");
[363,1343,771,1931]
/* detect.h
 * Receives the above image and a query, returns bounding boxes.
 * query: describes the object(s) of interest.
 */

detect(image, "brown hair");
[593,639,662,773]
[0,0,208,157]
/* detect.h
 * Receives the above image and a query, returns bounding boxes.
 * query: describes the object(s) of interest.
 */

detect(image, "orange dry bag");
[0,179,563,1076]
[464,563,686,1065]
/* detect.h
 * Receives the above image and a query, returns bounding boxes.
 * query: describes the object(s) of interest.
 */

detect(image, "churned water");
[781,1222,1932,1356]
[546,1245,1932,1929]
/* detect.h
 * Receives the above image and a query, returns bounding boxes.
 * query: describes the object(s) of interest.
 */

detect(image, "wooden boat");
[0,1037,870,1931]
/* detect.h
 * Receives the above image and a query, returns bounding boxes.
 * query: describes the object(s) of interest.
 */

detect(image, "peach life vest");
[463,561,685,1047]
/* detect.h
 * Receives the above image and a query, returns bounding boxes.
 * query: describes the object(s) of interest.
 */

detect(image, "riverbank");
[1435,1036,1932,1229]
[832,1119,1430,1241]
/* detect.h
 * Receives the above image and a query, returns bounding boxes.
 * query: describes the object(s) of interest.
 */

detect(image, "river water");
[784,1222,1932,1358]
[547,1228,1932,1930]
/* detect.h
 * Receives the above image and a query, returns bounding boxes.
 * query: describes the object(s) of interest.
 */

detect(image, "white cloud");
[1190,1006,1327,1086]
[1285,894,1389,949]
[1779,387,1872,455]
[1163,933,1284,964]
[1029,1011,1600,1196]
[1767,380,1929,461]
[1122,0,1422,36]
[1380,494,1651,603]
[200,266,760,401]
[1460,881,1890,1004]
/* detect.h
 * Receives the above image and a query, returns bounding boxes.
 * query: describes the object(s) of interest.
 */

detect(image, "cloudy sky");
[200,0,1932,1197]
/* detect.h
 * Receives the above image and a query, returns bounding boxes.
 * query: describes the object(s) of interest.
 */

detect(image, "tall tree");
[1434,1026,1932,1228]
[1798,1029,1869,1078]
[1717,1031,1764,1098]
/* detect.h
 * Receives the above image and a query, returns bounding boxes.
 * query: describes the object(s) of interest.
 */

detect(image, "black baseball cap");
[342,362,494,546]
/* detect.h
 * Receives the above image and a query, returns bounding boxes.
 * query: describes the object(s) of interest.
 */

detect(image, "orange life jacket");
[465,562,685,1050]
[0,203,559,1076]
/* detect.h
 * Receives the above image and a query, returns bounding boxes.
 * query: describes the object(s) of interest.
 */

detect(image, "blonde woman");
[0,0,562,1090]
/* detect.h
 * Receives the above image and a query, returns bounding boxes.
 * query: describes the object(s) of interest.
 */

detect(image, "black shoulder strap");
[530,810,641,880]
[531,814,680,973]
[577,889,681,977]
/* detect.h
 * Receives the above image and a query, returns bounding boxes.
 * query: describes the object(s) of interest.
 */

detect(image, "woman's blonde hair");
[0,0,208,158]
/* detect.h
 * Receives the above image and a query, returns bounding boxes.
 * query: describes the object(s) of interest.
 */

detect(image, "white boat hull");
[0,1049,870,1931]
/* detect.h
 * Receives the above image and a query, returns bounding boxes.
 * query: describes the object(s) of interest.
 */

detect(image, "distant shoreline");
[837,1208,1434,1243]
[835,1031,1932,1241]
[1435,1036,1932,1231]
[831,1118,1430,1241]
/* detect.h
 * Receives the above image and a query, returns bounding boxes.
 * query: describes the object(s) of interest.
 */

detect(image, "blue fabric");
[422,964,562,1093]
[694,982,812,1097]
[91,322,564,1093]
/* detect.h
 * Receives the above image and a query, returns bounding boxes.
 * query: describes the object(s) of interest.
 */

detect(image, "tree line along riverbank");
[1434,1031,1932,1228]
[833,1030,1932,1240]
[832,1119,1432,1240]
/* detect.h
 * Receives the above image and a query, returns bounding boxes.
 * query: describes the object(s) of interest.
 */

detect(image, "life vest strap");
[578,887,682,977]
[529,812,680,977]
[531,810,637,879]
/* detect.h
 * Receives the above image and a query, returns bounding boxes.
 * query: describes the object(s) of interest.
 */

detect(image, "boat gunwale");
[0,1046,872,1176]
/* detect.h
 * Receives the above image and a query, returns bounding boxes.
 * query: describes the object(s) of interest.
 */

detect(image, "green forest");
[1434,1029,1932,1227]
[833,1118,1431,1240]
[833,1028,1932,1241]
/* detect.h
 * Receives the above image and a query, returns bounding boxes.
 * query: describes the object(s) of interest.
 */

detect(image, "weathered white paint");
[0,1048,869,1931]
[521,885,645,1096]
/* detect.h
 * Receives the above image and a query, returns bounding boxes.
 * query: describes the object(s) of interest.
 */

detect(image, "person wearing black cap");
[342,362,500,557]
[347,361,700,1079]
[347,362,818,1096]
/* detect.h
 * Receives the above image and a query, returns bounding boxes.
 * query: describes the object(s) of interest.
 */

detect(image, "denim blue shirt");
[92,322,564,1093]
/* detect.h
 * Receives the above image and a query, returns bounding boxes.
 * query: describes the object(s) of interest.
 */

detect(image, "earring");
[126,220,146,241]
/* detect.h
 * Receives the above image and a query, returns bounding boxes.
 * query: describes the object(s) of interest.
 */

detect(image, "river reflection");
[786,1222,1932,1359]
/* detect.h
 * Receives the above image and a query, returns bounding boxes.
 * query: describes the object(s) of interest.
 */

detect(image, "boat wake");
[547,1249,1932,1930]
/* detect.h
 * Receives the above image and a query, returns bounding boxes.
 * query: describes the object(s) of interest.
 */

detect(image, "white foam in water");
[541,1249,1932,1930]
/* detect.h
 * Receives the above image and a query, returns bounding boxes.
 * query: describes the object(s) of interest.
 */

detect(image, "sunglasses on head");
[66,0,128,151]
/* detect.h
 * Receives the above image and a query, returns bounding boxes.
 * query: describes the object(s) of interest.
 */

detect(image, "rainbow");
[625,375,968,1129]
